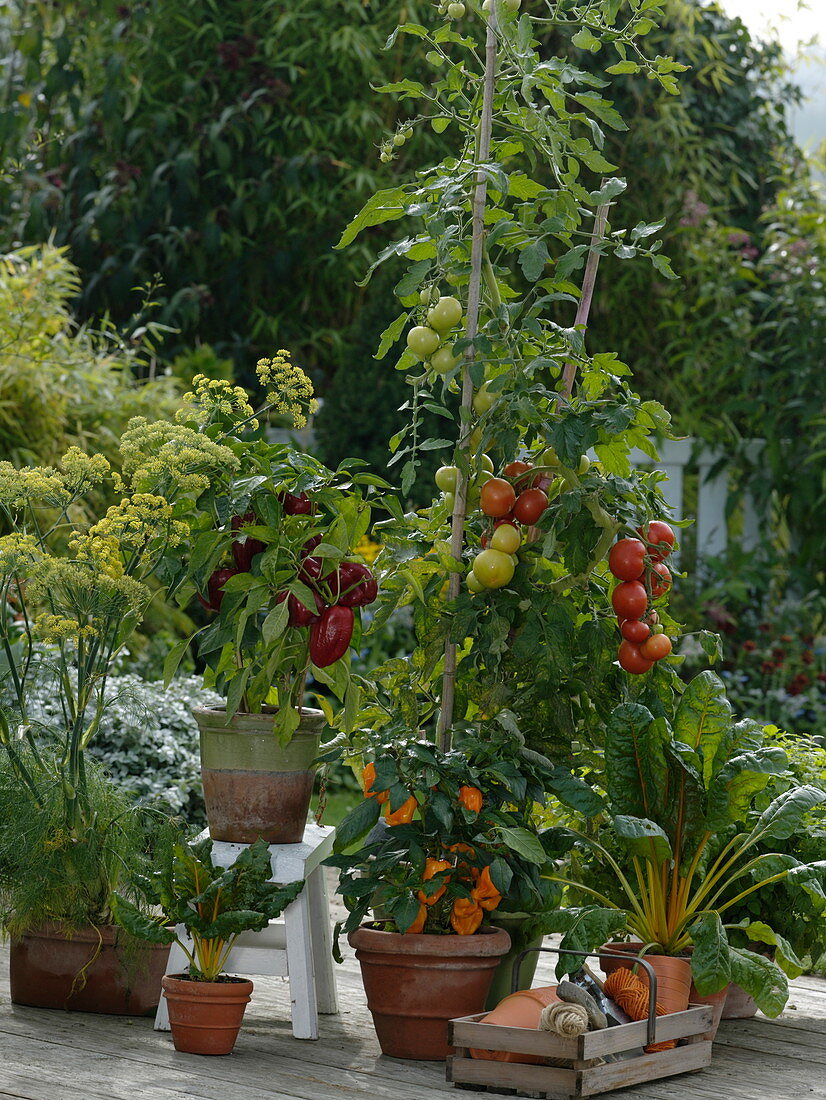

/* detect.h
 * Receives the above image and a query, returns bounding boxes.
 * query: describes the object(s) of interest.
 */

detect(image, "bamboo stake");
[558,198,611,404]
[436,6,498,751]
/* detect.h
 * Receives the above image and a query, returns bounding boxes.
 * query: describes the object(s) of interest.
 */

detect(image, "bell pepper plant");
[158,355,390,743]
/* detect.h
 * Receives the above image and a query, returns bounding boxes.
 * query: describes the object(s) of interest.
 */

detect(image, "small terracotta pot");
[722,981,758,1019]
[348,924,511,1061]
[10,922,169,1015]
[471,986,560,1063]
[161,973,254,1055]
[598,942,691,1015]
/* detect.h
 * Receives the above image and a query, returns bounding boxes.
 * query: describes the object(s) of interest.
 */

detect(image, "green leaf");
[672,671,732,786]
[728,946,788,1018]
[375,311,409,361]
[738,922,804,980]
[373,79,427,98]
[746,786,826,845]
[651,254,677,280]
[395,259,432,298]
[604,703,666,820]
[605,60,640,75]
[262,599,289,646]
[431,117,450,134]
[705,748,787,832]
[336,186,408,249]
[571,27,601,52]
[612,815,672,865]
[497,827,547,865]
[334,796,381,851]
[111,895,177,946]
[544,907,627,978]
[163,634,194,688]
[519,239,550,282]
[689,912,731,995]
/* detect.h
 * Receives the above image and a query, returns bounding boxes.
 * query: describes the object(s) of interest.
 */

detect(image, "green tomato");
[466,571,485,594]
[435,465,458,493]
[472,382,496,416]
[393,132,406,147]
[472,548,515,589]
[443,491,456,511]
[427,295,464,333]
[578,455,591,475]
[474,468,493,489]
[406,325,441,359]
[402,128,413,141]
[539,446,560,468]
[504,0,521,9]
[419,286,434,305]
[448,1,466,15]
[490,523,521,554]
[379,152,392,163]
[430,345,460,375]
[479,453,495,474]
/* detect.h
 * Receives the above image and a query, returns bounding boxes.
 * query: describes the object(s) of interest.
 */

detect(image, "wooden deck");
[1,906,824,1100]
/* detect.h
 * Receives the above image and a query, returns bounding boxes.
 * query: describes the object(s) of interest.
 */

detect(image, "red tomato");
[480,478,517,518]
[502,460,541,487]
[513,488,548,525]
[640,633,673,661]
[608,538,645,581]
[621,619,651,643]
[637,520,675,562]
[618,640,654,674]
[611,580,648,620]
[649,562,672,598]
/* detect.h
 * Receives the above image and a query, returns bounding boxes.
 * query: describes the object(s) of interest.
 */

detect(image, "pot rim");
[192,704,325,720]
[348,923,511,958]
[162,972,254,991]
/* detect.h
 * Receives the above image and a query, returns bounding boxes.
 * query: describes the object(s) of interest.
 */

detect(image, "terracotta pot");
[598,942,691,1015]
[471,986,560,1064]
[161,973,254,1055]
[9,922,169,1015]
[195,705,325,844]
[598,939,645,977]
[348,923,511,1061]
[722,981,758,1019]
[688,982,728,1041]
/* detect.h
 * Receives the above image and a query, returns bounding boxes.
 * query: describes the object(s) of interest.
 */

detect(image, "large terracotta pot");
[348,924,511,1061]
[9,922,169,1015]
[688,983,729,1040]
[195,705,325,844]
[161,973,253,1055]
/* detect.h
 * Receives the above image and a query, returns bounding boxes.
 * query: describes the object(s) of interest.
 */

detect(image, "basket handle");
[511,944,659,1047]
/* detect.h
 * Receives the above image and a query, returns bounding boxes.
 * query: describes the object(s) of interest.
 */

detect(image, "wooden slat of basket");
[446,1054,578,1097]
[577,1040,712,1096]
[579,1007,712,1059]
[449,1017,581,1060]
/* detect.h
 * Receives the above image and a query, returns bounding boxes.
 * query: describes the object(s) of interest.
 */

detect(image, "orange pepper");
[471,864,502,912]
[362,762,389,804]
[450,896,484,935]
[416,858,452,906]
[458,785,483,813]
[384,793,417,826]
[406,903,428,934]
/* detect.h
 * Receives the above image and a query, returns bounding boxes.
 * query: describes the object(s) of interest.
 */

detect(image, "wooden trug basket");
[446,946,713,1099]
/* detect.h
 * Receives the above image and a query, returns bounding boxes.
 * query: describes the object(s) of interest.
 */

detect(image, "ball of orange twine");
[603,968,675,1052]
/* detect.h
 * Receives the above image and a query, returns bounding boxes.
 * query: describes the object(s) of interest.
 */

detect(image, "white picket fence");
[628,438,765,563]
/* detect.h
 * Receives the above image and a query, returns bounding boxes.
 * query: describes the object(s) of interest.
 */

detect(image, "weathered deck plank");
[0,939,824,1100]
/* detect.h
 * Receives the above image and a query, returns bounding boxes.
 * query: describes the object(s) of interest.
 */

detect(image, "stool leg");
[284,889,318,1040]
[307,866,339,1015]
[154,935,190,1031]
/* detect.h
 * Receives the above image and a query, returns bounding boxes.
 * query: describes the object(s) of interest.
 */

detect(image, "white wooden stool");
[154,822,339,1040]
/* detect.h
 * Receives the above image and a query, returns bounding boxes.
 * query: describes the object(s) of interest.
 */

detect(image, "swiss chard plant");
[544,671,826,1015]
[112,836,304,982]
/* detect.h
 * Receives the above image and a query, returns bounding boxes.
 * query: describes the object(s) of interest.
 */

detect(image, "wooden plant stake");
[437,4,498,752]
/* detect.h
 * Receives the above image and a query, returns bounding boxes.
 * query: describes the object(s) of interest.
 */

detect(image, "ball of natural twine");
[539,1001,589,1037]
